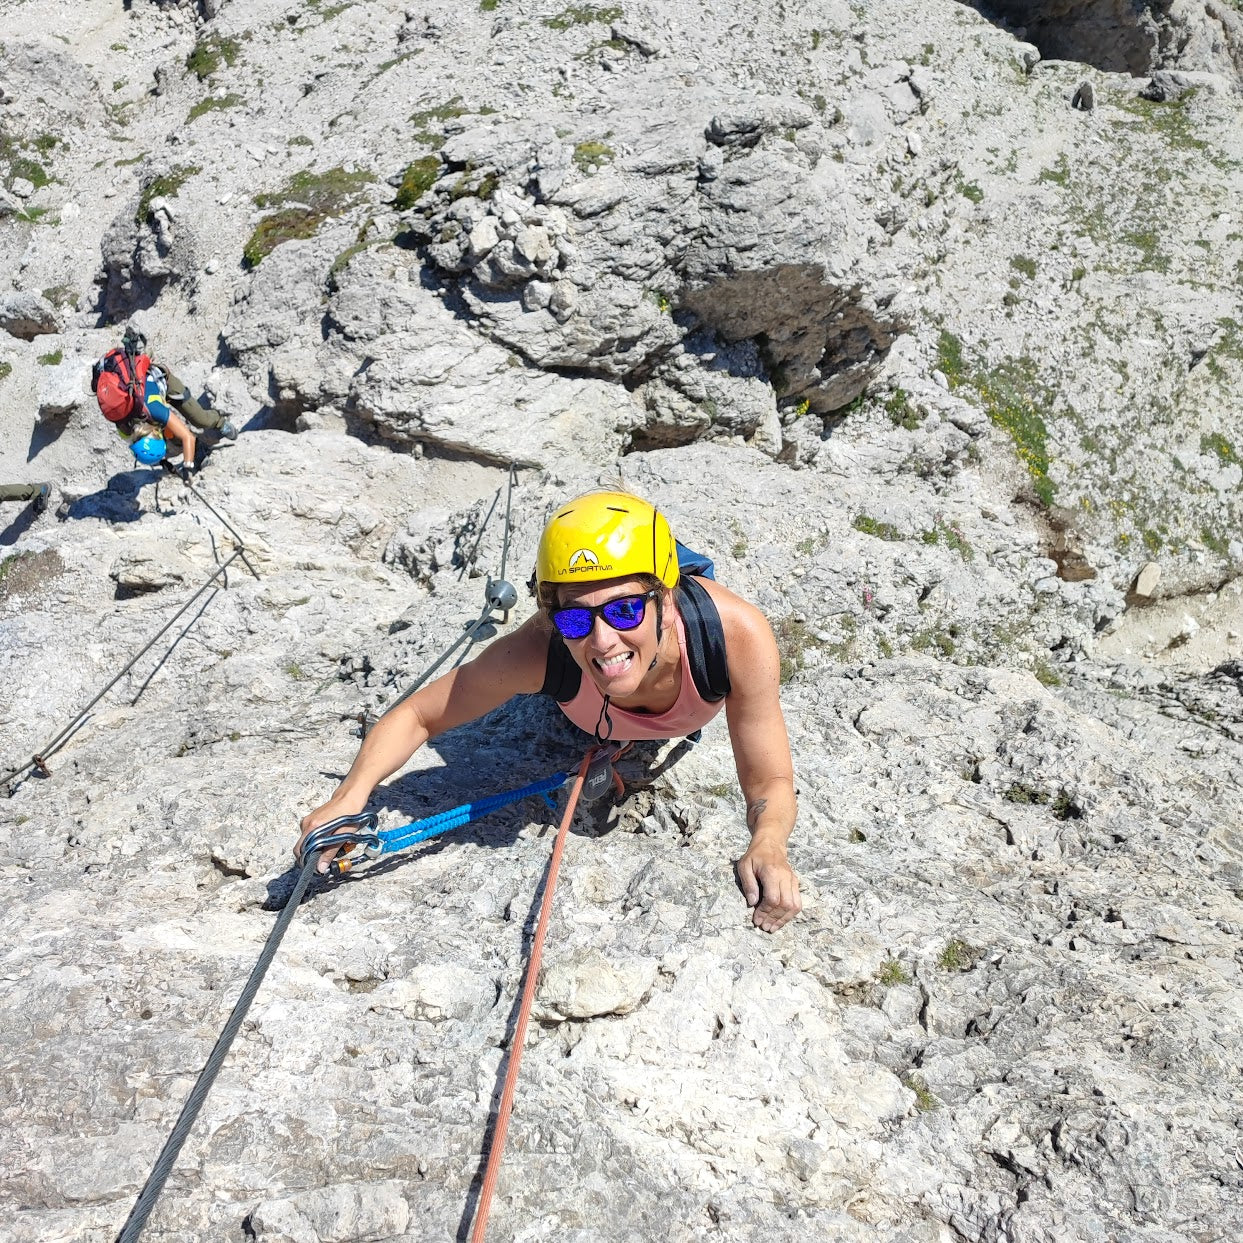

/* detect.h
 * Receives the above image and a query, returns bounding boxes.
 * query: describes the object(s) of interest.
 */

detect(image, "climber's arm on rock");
[163,411,197,470]
[710,582,801,932]
[297,615,550,870]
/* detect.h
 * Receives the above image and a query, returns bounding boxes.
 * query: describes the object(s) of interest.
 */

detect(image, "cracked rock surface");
[2,1,1243,1241]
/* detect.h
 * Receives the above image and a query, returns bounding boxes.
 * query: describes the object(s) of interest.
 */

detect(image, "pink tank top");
[556,613,727,742]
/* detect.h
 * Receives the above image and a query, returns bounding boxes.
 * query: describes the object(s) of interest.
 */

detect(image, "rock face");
[98,186,202,322]
[2,1,1243,1242]
[972,0,1243,79]
[0,291,60,339]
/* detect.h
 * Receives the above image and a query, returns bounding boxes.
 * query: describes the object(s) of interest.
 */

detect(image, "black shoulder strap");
[676,577,730,703]
[540,635,582,703]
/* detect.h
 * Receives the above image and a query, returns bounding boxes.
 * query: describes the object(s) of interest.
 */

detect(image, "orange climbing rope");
[469,747,595,1242]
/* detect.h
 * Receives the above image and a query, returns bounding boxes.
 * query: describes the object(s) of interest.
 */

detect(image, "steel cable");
[114,848,321,1243]
[2,550,244,790]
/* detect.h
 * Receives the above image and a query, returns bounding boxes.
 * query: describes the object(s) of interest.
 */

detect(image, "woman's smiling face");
[555,576,662,697]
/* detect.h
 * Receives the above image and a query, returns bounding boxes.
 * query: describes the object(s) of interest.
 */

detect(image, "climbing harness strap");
[469,748,594,1243]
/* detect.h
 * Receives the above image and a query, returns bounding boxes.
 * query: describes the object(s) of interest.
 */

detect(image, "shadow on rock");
[64,469,170,524]
[0,505,40,547]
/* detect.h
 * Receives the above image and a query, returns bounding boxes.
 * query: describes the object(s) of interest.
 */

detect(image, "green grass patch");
[544,4,623,29]
[37,349,63,366]
[0,361,11,381]
[1200,526,1230,556]
[307,0,353,17]
[244,166,374,266]
[1033,659,1063,688]
[186,32,241,80]
[9,156,49,188]
[135,165,201,224]
[1038,155,1070,187]
[42,285,78,310]
[853,514,902,541]
[187,93,243,122]
[0,131,54,191]
[1010,255,1036,279]
[1004,783,1047,806]
[288,135,314,147]
[921,519,974,561]
[481,0,499,8]
[939,332,1054,506]
[885,386,920,430]
[904,1074,939,1112]
[1115,91,1208,155]
[1121,226,1169,273]
[374,50,419,75]
[572,139,614,172]
[957,179,983,203]
[911,625,958,658]
[0,551,31,583]
[937,938,974,971]
[936,329,966,386]
[409,97,496,147]
[1201,431,1236,465]
[877,959,911,986]
[447,166,499,203]
[394,155,441,209]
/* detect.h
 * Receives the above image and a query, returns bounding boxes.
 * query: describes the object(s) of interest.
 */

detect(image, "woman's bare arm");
[706,581,801,931]
[298,615,550,868]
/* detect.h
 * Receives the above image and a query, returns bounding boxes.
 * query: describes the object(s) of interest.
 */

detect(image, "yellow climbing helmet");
[536,490,679,589]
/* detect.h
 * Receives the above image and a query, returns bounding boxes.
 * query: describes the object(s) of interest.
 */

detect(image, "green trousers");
[0,483,41,503]
[163,367,224,432]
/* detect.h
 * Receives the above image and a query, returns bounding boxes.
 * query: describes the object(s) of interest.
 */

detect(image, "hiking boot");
[218,419,238,440]
[32,483,50,515]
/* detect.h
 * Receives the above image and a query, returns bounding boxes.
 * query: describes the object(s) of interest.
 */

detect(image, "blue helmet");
[131,434,167,466]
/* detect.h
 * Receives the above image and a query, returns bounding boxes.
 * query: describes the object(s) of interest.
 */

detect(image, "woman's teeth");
[595,652,633,673]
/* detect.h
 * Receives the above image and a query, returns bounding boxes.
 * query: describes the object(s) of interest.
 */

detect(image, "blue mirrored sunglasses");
[551,590,657,641]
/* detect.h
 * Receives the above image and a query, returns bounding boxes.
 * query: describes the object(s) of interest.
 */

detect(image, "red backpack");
[91,348,151,422]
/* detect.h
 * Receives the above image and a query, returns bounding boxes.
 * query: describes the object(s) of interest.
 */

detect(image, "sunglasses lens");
[601,595,646,630]
[552,608,593,640]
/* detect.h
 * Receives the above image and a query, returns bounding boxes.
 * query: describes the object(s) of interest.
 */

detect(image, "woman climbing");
[298,490,801,932]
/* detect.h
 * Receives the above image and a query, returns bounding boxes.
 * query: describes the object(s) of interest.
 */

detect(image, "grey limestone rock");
[249,1182,410,1242]
[4,3,1243,1242]
[97,189,202,323]
[974,0,1243,82]
[0,291,60,340]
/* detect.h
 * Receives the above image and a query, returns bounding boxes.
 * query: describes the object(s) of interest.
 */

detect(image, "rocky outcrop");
[970,0,1243,81]
[399,91,906,451]
[97,185,202,323]
[0,291,60,339]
